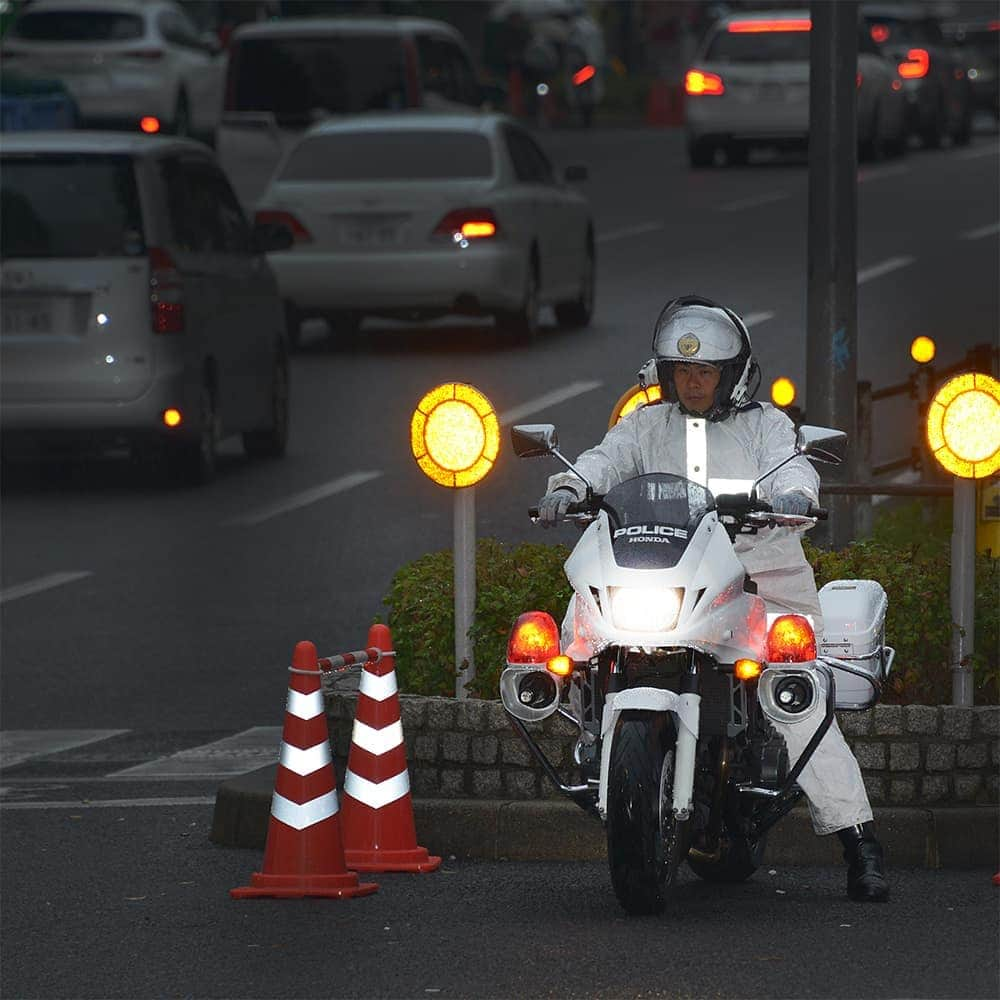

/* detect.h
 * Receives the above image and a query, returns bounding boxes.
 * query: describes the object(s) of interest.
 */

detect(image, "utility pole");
[806,0,858,550]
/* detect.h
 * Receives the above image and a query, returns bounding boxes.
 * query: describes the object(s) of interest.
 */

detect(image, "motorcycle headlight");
[609,587,683,632]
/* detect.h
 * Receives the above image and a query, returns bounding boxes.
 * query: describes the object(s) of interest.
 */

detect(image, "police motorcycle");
[499,422,894,915]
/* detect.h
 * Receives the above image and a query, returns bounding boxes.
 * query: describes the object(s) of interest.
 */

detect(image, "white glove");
[538,490,574,527]
[771,493,812,515]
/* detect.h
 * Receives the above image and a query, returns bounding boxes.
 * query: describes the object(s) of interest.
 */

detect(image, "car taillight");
[140,116,161,133]
[766,614,817,663]
[506,611,561,665]
[898,48,930,79]
[727,18,811,32]
[573,64,596,86]
[253,210,312,243]
[685,69,725,96]
[149,247,184,334]
[870,24,890,44]
[432,207,498,240]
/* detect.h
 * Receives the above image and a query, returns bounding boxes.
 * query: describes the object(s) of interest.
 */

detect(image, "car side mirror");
[511,423,558,458]
[252,221,294,253]
[564,164,588,183]
[796,425,847,464]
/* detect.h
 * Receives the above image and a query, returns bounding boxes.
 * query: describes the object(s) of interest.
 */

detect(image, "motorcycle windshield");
[606,473,714,569]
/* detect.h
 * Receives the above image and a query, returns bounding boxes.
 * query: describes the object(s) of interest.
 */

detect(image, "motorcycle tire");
[606,711,687,915]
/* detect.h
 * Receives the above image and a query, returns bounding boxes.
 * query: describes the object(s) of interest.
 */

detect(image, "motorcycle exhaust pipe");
[500,665,562,723]
[758,666,828,726]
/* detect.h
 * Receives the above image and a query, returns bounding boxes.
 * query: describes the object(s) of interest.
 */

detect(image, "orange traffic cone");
[341,624,441,872]
[231,641,378,899]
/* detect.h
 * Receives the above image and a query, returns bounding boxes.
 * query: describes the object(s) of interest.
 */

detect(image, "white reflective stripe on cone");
[270,789,339,830]
[286,688,325,721]
[279,739,332,776]
[344,768,410,810]
[359,671,398,702]
[350,719,404,757]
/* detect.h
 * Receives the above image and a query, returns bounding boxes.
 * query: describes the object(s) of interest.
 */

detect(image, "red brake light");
[139,116,160,134]
[253,210,312,243]
[898,48,930,79]
[507,612,561,664]
[432,207,498,240]
[766,615,817,663]
[870,24,890,44]
[572,64,596,86]
[728,19,811,33]
[685,69,725,96]
[148,247,184,334]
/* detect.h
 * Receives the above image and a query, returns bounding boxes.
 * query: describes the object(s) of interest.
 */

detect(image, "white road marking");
[960,221,1000,241]
[596,222,663,244]
[225,471,383,526]
[110,726,282,778]
[0,797,214,811]
[952,144,1000,161]
[857,255,915,285]
[0,571,93,605]
[743,311,776,328]
[717,191,789,212]
[499,380,603,425]
[1,729,128,769]
[857,164,910,183]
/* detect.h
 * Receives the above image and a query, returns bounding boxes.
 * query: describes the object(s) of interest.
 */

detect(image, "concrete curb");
[210,765,999,868]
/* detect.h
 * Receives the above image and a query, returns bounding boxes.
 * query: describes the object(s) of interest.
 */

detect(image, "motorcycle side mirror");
[796,425,847,465]
[511,423,558,458]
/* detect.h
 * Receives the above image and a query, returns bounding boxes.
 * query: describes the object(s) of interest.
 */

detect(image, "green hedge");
[383,518,998,704]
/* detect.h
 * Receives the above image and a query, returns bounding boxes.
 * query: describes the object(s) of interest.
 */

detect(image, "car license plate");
[2,299,54,335]
[342,223,403,247]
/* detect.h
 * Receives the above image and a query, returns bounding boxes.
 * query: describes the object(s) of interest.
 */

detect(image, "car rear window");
[1,154,144,259]
[10,11,145,41]
[227,35,407,121]
[705,27,812,62]
[279,131,494,181]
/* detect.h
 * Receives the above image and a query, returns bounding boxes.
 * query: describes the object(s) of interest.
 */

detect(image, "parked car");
[1,132,293,483]
[0,0,225,139]
[216,16,484,209]
[684,8,908,167]
[945,17,1000,122]
[253,111,594,348]
[861,3,973,147]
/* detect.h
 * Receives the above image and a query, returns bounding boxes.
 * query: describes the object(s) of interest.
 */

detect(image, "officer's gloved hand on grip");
[771,492,812,515]
[538,489,574,527]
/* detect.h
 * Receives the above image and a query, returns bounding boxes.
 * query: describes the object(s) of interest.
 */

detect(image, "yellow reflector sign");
[926,372,1000,479]
[910,336,936,364]
[771,377,796,408]
[609,383,662,429]
[411,383,499,487]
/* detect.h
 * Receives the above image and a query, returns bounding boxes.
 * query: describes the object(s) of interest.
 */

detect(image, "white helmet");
[651,295,760,421]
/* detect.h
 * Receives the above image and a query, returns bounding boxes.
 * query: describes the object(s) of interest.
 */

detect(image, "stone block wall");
[326,691,999,806]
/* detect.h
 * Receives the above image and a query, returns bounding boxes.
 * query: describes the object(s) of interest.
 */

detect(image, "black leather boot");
[837,822,890,902]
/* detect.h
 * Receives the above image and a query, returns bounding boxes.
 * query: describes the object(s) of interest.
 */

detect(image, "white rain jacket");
[547,399,872,835]
[547,399,819,577]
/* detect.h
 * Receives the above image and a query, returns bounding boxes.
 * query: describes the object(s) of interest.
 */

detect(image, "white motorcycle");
[500,422,894,914]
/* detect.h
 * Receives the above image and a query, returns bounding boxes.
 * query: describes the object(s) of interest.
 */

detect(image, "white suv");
[1,0,225,139]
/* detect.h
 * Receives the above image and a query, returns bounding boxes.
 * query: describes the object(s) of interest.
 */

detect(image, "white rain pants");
[549,401,873,836]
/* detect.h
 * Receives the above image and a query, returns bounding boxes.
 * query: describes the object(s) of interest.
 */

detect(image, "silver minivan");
[1,132,293,484]
[216,16,483,208]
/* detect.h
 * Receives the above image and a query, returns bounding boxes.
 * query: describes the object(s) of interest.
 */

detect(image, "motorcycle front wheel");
[606,711,687,915]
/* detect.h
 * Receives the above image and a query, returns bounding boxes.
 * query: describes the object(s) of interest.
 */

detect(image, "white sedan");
[684,9,908,166]
[253,112,595,347]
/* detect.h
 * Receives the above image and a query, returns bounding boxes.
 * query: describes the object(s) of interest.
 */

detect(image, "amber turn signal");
[546,655,573,677]
[735,658,762,681]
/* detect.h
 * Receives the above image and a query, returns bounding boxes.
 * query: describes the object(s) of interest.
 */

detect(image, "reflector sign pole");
[411,383,500,698]
[926,372,1000,706]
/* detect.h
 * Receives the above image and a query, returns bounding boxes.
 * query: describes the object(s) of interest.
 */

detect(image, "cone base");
[231,871,378,899]
[344,847,442,873]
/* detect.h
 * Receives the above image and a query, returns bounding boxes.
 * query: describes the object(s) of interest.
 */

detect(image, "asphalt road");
[2,121,999,1000]
[2,124,997,735]
[1,803,997,999]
